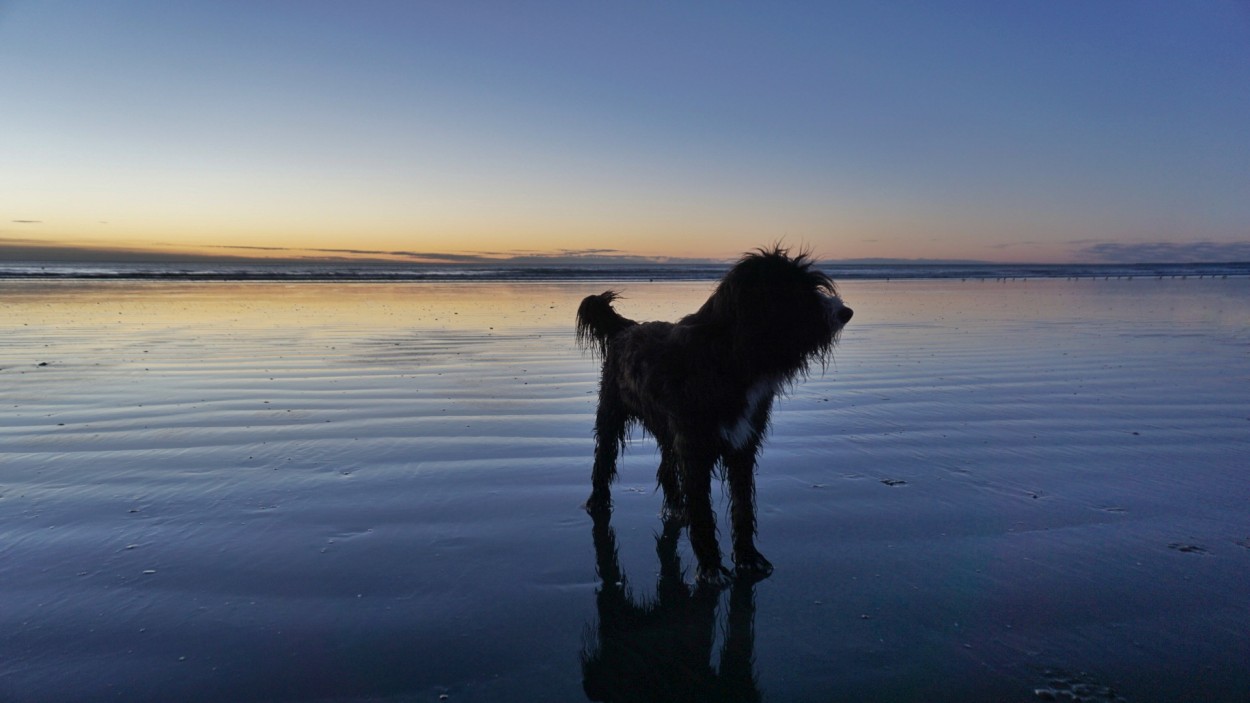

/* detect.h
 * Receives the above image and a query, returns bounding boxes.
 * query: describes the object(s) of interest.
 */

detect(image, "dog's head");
[692,246,852,376]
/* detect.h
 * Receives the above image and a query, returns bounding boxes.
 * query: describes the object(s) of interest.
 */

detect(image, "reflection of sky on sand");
[1,281,743,372]
[3,280,599,330]
[13,276,1241,344]
[2,277,1249,701]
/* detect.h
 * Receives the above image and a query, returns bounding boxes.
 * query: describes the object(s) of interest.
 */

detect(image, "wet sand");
[2,278,1248,702]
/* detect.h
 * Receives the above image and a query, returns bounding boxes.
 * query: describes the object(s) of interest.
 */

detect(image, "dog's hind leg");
[585,379,627,514]
[725,445,773,579]
[655,446,686,523]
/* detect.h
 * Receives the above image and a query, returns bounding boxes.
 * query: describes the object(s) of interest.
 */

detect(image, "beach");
[2,277,1248,702]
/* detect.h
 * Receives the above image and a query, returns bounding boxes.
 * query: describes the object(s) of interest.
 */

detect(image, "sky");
[2,1,1248,265]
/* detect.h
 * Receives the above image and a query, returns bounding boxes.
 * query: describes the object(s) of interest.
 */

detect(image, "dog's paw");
[695,563,733,587]
[733,549,774,580]
[583,492,612,515]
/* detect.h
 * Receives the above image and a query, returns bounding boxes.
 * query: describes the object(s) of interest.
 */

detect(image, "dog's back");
[576,292,637,357]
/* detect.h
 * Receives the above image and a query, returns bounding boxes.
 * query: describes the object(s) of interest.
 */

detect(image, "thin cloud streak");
[204,244,720,266]
[1,239,723,266]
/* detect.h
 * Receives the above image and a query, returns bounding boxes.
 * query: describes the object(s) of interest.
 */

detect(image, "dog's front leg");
[725,447,773,579]
[679,450,731,585]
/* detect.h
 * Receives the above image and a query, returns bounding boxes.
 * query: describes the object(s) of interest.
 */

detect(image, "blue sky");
[1,1,1248,263]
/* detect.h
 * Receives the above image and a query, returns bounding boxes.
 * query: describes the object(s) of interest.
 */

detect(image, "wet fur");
[577,246,852,584]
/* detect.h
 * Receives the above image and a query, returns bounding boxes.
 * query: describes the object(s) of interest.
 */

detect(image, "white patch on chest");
[721,377,781,451]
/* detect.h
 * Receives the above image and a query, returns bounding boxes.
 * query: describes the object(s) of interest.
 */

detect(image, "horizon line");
[3,239,1250,268]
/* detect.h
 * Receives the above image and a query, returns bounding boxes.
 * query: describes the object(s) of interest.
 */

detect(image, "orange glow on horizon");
[0,227,1083,265]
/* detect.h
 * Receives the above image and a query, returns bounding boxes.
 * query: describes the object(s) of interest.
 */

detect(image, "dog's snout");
[837,306,853,324]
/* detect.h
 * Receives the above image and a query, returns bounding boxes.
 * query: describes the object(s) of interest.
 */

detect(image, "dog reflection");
[581,512,761,702]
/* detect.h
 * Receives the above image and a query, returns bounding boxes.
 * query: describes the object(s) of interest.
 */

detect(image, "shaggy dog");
[577,246,852,584]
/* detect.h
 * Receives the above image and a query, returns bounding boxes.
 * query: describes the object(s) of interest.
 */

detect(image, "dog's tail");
[576,291,637,357]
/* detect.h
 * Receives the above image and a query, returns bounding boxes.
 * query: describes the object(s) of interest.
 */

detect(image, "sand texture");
[3,278,1248,702]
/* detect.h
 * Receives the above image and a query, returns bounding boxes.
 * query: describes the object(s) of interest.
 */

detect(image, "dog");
[577,246,852,584]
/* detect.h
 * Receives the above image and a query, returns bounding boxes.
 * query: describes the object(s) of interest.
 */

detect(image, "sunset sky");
[2,1,1248,265]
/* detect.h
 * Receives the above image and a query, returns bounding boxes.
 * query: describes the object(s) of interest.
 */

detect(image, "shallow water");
[2,278,1248,702]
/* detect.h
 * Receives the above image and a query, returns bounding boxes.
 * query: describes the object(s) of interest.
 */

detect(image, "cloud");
[1077,241,1250,263]
[209,245,290,252]
[11,220,42,224]
[202,244,719,266]
[554,248,625,256]
[0,240,719,267]
[0,239,205,263]
[204,244,503,263]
